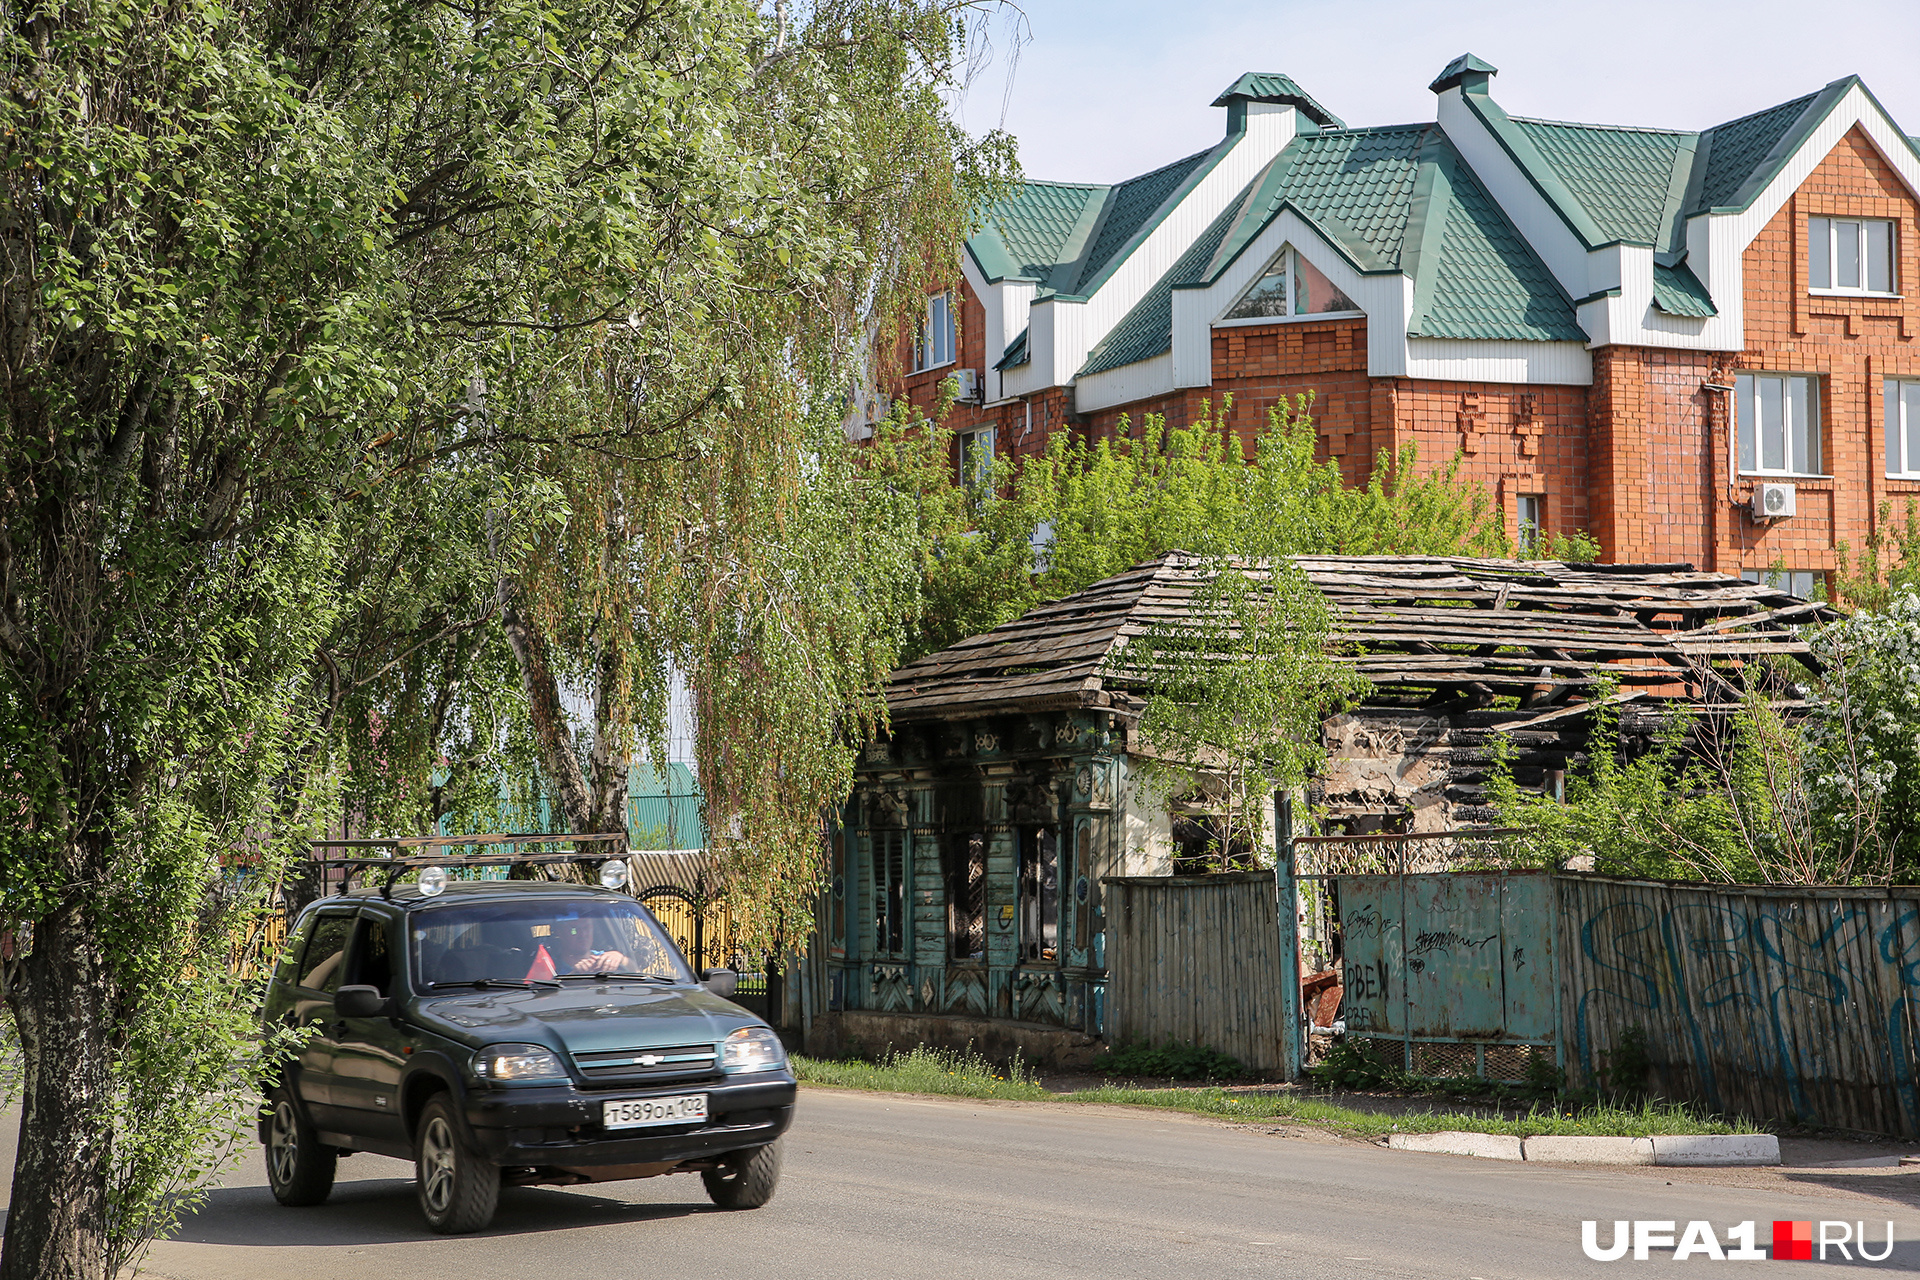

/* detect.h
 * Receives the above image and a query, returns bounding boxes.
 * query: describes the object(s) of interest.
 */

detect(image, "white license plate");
[603,1094,708,1130]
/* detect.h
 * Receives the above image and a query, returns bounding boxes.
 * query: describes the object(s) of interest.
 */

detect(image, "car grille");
[571,1043,719,1086]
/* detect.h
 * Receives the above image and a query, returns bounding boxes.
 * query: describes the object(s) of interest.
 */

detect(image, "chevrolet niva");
[259,877,795,1232]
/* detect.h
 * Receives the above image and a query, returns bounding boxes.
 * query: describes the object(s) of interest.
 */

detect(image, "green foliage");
[791,1045,1046,1100]
[1490,596,1920,884]
[1091,1039,1250,1081]
[792,1051,1755,1138]
[1534,528,1603,564]
[1308,1039,1411,1091]
[0,0,1020,1271]
[1836,498,1920,611]
[1605,1027,1654,1100]
[1108,562,1368,868]
[901,396,1511,660]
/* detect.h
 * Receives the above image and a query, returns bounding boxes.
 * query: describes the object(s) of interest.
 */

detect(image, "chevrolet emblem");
[637,1053,661,1067]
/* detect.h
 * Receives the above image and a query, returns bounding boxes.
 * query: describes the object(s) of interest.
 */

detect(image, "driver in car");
[527,917,631,980]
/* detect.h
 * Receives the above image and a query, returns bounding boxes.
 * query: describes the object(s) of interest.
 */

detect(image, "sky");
[952,0,1920,186]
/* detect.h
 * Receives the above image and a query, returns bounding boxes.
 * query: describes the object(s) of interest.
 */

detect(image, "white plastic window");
[1809,217,1895,295]
[960,426,995,490]
[1224,246,1359,321]
[1736,372,1821,476]
[914,292,955,371]
[1887,379,1920,478]
[1742,567,1818,600]
[1516,494,1543,557]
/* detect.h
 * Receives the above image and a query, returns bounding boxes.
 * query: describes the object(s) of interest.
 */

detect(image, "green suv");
[259,879,795,1233]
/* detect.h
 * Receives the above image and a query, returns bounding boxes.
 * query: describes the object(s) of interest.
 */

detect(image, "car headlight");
[472,1043,568,1081]
[718,1026,786,1074]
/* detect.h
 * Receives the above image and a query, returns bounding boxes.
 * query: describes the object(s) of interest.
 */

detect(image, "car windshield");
[411,897,693,989]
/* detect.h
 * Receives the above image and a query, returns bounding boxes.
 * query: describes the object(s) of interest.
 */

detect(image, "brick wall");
[884,125,1920,581]
[1721,124,1920,584]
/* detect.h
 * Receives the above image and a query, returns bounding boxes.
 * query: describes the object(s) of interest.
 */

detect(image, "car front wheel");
[414,1096,500,1234]
[702,1139,781,1210]
[264,1086,337,1207]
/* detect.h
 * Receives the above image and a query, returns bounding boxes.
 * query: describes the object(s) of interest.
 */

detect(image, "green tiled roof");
[1652,262,1717,317]
[1080,190,1248,377]
[1212,73,1344,128]
[995,326,1030,370]
[973,181,1106,282]
[1071,150,1213,292]
[1079,124,1583,377]
[1512,118,1688,247]
[1415,144,1587,341]
[1693,91,1820,212]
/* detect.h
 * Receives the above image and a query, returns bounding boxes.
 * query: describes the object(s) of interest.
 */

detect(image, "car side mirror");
[701,968,738,998]
[335,984,391,1018]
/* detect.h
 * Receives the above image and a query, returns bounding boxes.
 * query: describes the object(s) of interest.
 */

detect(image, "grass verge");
[790,1047,1758,1139]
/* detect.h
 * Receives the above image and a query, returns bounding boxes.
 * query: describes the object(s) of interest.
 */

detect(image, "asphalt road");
[36,1091,1920,1278]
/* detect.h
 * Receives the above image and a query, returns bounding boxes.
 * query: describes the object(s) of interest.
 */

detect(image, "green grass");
[790,1050,1758,1138]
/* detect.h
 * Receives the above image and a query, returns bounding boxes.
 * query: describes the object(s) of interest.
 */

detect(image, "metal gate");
[636,882,779,1020]
[1292,829,1559,1080]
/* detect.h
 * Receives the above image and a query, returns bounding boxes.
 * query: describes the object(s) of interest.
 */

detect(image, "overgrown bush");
[1090,1039,1250,1081]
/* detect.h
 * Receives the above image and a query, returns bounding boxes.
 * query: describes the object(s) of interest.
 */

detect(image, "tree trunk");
[2,900,114,1280]
[497,576,596,835]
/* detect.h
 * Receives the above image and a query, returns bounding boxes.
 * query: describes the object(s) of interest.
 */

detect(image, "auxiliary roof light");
[599,860,631,891]
[417,866,448,896]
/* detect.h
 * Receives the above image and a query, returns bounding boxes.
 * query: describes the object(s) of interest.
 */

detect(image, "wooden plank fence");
[1558,876,1920,1139]
[1103,871,1290,1072]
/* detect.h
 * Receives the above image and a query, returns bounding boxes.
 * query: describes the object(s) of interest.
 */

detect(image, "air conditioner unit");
[1751,483,1797,519]
[952,368,981,403]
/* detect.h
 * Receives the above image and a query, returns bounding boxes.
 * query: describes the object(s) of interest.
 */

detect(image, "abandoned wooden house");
[804,552,1830,1064]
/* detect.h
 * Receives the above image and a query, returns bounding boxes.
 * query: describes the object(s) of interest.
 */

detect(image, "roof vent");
[1429,53,1497,96]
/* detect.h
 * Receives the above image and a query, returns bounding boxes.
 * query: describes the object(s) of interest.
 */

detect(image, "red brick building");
[872,56,1920,593]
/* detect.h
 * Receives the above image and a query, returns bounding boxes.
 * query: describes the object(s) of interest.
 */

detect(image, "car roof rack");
[307,832,630,900]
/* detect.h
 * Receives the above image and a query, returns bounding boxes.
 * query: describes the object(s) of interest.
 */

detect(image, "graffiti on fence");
[1564,880,1920,1139]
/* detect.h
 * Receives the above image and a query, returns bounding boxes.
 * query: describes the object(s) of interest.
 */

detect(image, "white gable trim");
[1025,103,1303,392]
[1172,211,1407,384]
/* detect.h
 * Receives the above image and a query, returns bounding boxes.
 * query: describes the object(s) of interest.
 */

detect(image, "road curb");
[1649,1134,1781,1166]
[1523,1135,1655,1165]
[1382,1131,1781,1167]
[1385,1131,1525,1160]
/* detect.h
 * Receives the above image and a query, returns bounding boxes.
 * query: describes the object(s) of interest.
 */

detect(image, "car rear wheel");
[264,1086,337,1207]
[702,1139,781,1210]
[414,1096,500,1234]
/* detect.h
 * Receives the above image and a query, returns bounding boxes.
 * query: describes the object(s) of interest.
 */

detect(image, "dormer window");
[1809,217,1895,295]
[913,291,956,371]
[1224,245,1360,321]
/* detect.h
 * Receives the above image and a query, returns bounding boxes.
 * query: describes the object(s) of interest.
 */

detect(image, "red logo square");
[1772,1220,1812,1261]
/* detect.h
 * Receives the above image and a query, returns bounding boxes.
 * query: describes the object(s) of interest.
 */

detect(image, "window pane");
[1791,572,1815,600]
[1295,251,1359,315]
[1867,220,1893,293]
[1227,250,1289,319]
[1809,218,1831,289]
[1789,375,1815,473]
[1759,376,1784,471]
[1890,379,1905,475]
[1836,221,1860,289]
[298,915,353,992]
[1737,375,1756,471]
[1906,382,1920,476]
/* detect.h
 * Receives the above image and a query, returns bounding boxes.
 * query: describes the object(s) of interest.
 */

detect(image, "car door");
[287,909,356,1128]
[327,908,409,1146]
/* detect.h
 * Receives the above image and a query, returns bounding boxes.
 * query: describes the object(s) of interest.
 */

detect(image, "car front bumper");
[463,1069,797,1167]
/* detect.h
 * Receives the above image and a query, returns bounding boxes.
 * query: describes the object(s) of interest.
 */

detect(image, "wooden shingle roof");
[882,552,1835,723]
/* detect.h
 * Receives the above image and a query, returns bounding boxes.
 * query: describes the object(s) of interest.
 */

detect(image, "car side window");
[298,914,354,993]
[347,913,394,996]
